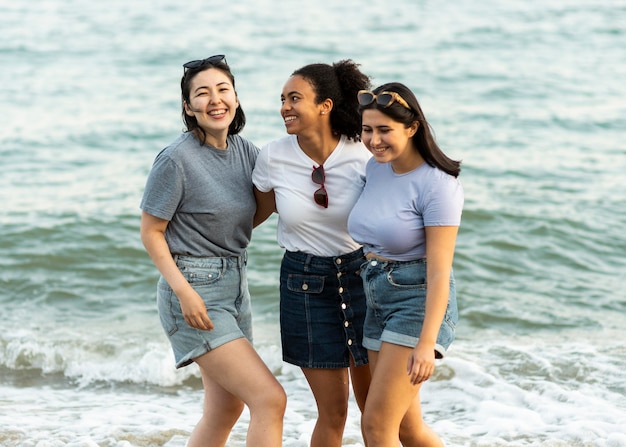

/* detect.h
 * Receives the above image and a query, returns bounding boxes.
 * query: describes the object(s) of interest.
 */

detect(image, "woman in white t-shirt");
[253,60,371,447]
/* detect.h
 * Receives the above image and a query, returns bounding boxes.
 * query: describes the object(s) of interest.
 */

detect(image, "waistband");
[284,247,365,266]
[364,253,426,267]
[173,251,247,268]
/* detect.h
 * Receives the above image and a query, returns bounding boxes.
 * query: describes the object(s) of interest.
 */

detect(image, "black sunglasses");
[312,165,328,208]
[183,54,227,71]
[357,90,411,111]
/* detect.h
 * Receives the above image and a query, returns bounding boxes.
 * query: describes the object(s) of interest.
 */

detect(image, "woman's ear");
[320,98,333,116]
[409,120,420,137]
[183,101,194,117]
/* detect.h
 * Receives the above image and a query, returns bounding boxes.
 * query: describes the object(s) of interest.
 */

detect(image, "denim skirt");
[157,253,252,368]
[279,248,369,369]
[360,258,458,358]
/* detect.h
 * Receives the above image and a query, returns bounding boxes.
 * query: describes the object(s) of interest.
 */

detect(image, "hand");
[178,290,214,331]
[406,342,435,385]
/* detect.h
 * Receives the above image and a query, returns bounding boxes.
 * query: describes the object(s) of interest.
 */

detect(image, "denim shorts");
[279,248,369,369]
[157,253,252,368]
[360,258,458,358]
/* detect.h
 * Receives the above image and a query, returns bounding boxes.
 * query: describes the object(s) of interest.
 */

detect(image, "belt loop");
[172,254,179,264]
[303,253,313,272]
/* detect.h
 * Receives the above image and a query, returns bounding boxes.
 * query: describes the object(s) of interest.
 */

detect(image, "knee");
[317,400,348,427]
[252,382,287,417]
[272,385,288,415]
[361,410,386,443]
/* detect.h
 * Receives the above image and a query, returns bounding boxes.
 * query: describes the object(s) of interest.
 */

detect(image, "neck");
[391,148,424,174]
[195,129,228,150]
[297,130,341,165]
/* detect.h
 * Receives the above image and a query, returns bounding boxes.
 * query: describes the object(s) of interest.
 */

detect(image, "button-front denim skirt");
[279,248,369,369]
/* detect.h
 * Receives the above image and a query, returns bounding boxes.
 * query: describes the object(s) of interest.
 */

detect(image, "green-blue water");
[1,1,625,446]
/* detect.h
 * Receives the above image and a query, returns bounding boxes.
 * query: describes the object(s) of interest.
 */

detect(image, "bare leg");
[349,360,371,412]
[399,397,444,447]
[190,338,286,447]
[302,367,351,447]
[362,344,443,447]
[187,373,244,447]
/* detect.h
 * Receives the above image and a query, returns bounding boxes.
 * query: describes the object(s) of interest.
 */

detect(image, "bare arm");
[140,211,214,331]
[253,187,277,228]
[407,225,459,384]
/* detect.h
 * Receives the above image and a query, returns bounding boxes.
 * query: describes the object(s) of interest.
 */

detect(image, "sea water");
[1,0,625,446]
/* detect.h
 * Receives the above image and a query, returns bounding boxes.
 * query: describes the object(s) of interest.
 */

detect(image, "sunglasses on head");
[183,54,227,71]
[357,90,411,111]
[311,165,328,208]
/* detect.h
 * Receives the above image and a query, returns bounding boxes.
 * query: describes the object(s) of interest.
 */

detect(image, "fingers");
[407,356,434,385]
[409,364,433,385]
[185,312,214,331]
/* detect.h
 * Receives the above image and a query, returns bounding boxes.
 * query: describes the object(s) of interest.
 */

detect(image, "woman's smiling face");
[361,108,417,166]
[184,67,239,136]
[280,75,326,135]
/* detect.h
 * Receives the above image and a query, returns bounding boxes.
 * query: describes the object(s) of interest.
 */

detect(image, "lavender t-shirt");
[348,159,463,261]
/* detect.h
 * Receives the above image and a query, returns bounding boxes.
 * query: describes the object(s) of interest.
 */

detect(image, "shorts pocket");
[157,281,179,336]
[386,265,426,289]
[286,275,325,294]
[179,265,223,287]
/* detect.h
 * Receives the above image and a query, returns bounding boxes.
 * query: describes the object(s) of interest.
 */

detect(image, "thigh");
[302,368,350,411]
[194,338,283,406]
[349,362,371,412]
[364,342,420,427]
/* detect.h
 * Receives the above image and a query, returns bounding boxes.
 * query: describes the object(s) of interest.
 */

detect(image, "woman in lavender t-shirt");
[348,82,463,447]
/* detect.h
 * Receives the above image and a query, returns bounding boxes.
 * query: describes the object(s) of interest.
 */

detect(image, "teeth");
[209,110,226,116]
[284,116,296,122]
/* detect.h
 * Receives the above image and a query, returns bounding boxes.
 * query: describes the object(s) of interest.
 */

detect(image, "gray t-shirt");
[140,132,259,257]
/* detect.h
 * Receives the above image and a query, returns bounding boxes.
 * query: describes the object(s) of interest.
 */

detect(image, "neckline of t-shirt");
[292,134,346,168]
[192,133,232,155]
[388,160,427,176]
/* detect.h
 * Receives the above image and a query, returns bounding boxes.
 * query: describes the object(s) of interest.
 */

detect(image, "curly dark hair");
[359,82,461,177]
[180,59,246,143]
[292,59,371,141]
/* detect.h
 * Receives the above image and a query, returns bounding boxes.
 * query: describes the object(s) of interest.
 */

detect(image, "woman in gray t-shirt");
[140,55,285,447]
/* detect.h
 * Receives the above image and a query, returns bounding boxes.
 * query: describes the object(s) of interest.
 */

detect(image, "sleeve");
[251,144,272,192]
[139,153,184,221]
[422,175,464,226]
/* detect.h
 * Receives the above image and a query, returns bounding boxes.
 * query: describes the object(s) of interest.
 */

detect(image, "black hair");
[180,59,246,143]
[359,82,461,177]
[292,59,371,141]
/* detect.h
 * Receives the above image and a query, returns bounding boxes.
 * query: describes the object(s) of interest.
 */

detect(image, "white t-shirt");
[253,134,371,257]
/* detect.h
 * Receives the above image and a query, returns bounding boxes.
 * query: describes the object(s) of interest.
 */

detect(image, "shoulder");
[334,136,371,166]
[159,132,197,154]
[261,134,295,151]
[152,133,195,165]
[228,134,260,159]
[422,165,464,202]
[426,164,462,187]
[259,134,297,160]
